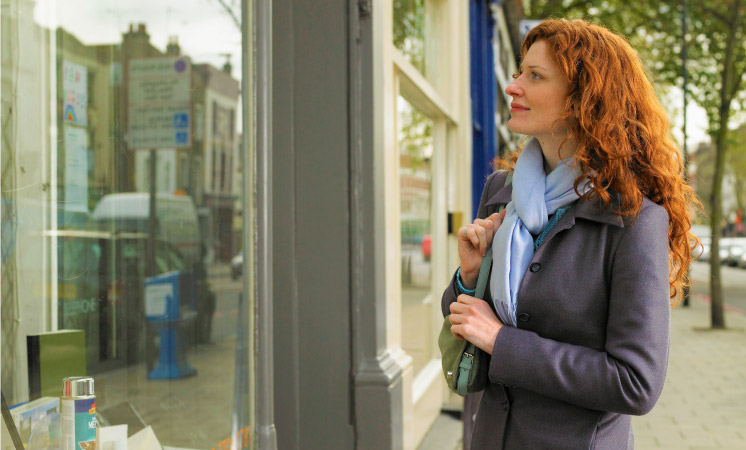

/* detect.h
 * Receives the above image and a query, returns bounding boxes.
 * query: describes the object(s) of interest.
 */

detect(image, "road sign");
[128,57,192,150]
[519,19,543,37]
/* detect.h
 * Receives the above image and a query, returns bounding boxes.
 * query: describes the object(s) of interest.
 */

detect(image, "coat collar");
[484,180,624,227]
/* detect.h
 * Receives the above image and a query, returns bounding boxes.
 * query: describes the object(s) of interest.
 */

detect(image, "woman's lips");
[510,104,529,112]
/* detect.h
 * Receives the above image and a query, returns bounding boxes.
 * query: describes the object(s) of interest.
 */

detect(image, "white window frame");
[376,1,472,448]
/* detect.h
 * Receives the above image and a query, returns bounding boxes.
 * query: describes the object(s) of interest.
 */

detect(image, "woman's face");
[505,40,572,142]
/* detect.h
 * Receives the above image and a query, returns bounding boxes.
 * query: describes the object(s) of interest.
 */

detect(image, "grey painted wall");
[271,0,354,448]
[271,1,403,448]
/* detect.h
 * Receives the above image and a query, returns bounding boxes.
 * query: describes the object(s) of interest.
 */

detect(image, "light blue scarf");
[490,138,590,326]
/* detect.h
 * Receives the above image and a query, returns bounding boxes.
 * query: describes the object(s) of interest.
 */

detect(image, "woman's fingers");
[475,224,487,255]
[449,297,504,354]
[459,224,485,256]
[458,209,509,258]
[449,298,468,314]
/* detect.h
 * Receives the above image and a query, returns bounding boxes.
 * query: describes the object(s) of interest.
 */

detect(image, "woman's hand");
[449,294,504,355]
[457,210,507,289]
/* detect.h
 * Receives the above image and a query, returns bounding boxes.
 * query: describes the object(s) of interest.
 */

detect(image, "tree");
[393,0,426,73]
[522,0,591,18]
[673,0,746,328]
[728,125,746,213]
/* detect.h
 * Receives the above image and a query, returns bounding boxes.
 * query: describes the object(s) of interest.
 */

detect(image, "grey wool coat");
[442,171,671,450]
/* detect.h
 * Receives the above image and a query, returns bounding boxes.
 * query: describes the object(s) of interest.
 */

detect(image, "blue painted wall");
[469,0,499,219]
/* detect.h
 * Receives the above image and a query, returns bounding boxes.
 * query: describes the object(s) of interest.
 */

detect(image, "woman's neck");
[538,135,577,173]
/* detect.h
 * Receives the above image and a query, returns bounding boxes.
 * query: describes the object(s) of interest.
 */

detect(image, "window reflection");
[398,95,433,375]
[393,0,427,74]
[2,0,251,448]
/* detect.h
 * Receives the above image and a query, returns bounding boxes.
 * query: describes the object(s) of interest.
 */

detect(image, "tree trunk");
[707,0,742,329]
[710,126,727,329]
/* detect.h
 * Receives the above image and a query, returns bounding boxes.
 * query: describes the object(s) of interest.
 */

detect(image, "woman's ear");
[570,102,580,119]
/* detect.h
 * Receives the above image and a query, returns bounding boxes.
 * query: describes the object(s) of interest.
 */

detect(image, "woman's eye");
[531,72,541,79]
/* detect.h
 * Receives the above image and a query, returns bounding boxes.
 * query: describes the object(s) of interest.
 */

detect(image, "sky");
[34,0,242,77]
[667,87,710,151]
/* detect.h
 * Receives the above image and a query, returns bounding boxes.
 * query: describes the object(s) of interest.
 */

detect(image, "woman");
[442,19,699,449]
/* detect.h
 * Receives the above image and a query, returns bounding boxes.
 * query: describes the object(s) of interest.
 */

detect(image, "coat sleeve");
[488,202,671,415]
[441,172,503,317]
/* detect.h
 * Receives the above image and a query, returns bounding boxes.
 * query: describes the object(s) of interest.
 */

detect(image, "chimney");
[221,54,232,75]
[166,36,181,56]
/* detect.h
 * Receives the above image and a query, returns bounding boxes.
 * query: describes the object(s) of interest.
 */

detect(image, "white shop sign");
[128,57,192,150]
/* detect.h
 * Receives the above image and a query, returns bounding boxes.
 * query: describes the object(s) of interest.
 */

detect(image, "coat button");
[530,262,541,273]
[503,402,509,411]
[518,313,531,322]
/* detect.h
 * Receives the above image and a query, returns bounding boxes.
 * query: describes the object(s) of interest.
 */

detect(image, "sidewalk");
[632,292,746,449]
[419,293,746,450]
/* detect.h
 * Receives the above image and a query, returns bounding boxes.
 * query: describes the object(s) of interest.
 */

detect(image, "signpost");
[127,56,192,276]
[519,19,543,37]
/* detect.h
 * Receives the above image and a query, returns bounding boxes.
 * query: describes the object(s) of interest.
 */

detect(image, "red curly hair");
[495,19,701,303]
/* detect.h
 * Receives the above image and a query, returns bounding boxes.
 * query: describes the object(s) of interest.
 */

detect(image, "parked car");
[739,246,746,268]
[719,237,745,266]
[91,192,201,267]
[724,238,746,267]
[719,241,731,263]
[231,252,243,280]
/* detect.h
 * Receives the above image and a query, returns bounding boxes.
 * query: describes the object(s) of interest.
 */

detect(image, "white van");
[91,193,200,266]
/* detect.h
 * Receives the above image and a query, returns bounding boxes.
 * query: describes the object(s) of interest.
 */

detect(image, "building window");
[221,151,226,191]
[398,95,434,374]
[2,3,253,448]
[212,146,219,191]
[393,0,427,75]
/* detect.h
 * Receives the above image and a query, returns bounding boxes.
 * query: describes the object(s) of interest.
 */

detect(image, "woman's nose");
[505,80,522,97]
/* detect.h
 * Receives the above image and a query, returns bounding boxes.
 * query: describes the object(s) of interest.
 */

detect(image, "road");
[688,260,746,314]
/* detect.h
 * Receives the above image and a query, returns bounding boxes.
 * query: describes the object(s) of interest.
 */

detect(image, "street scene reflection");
[1,0,250,448]
[398,95,434,375]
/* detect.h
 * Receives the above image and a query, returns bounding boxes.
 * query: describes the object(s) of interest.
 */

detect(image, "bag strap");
[473,170,510,297]
[454,173,508,396]
[457,251,493,396]
[474,248,492,299]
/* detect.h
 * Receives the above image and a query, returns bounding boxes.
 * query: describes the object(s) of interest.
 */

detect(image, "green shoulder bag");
[438,248,493,396]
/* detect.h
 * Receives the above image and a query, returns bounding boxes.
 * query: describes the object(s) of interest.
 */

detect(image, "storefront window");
[393,0,427,75]
[2,0,253,448]
[398,95,434,375]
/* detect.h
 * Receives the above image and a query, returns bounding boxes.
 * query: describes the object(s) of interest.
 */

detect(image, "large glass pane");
[398,95,433,375]
[2,0,253,448]
[393,0,427,75]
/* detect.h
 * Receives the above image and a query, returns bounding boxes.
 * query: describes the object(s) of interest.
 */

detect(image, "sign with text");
[63,125,89,212]
[63,61,88,126]
[128,57,192,149]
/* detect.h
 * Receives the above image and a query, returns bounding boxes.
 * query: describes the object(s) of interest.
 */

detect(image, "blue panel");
[469,0,498,219]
